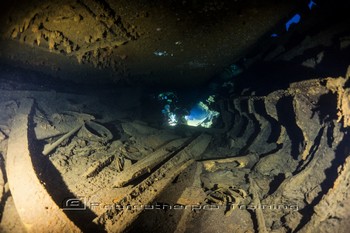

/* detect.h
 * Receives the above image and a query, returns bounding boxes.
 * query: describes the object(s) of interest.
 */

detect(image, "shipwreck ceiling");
[0,0,302,86]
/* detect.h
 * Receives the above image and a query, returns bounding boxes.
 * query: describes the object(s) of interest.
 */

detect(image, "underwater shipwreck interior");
[1,0,350,232]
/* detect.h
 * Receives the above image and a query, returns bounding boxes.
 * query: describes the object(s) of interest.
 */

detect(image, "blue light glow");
[285,14,301,31]
[185,101,219,128]
[158,92,219,128]
[308,0,316,10]
[186,103,209,121]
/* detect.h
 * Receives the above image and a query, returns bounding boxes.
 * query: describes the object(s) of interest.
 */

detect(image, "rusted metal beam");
[95,134,212,233]
[113,137,189,188]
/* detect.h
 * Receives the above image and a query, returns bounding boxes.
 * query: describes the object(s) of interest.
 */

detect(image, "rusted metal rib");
[6,98,81,233]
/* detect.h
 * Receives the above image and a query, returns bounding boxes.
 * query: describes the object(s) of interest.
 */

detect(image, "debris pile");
[0,71,350,232]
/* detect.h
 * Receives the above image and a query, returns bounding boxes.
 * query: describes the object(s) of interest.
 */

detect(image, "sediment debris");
[96,134,212,233]
[113,137,189,188]
[1,72,350,232]
[6,0,138,70]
